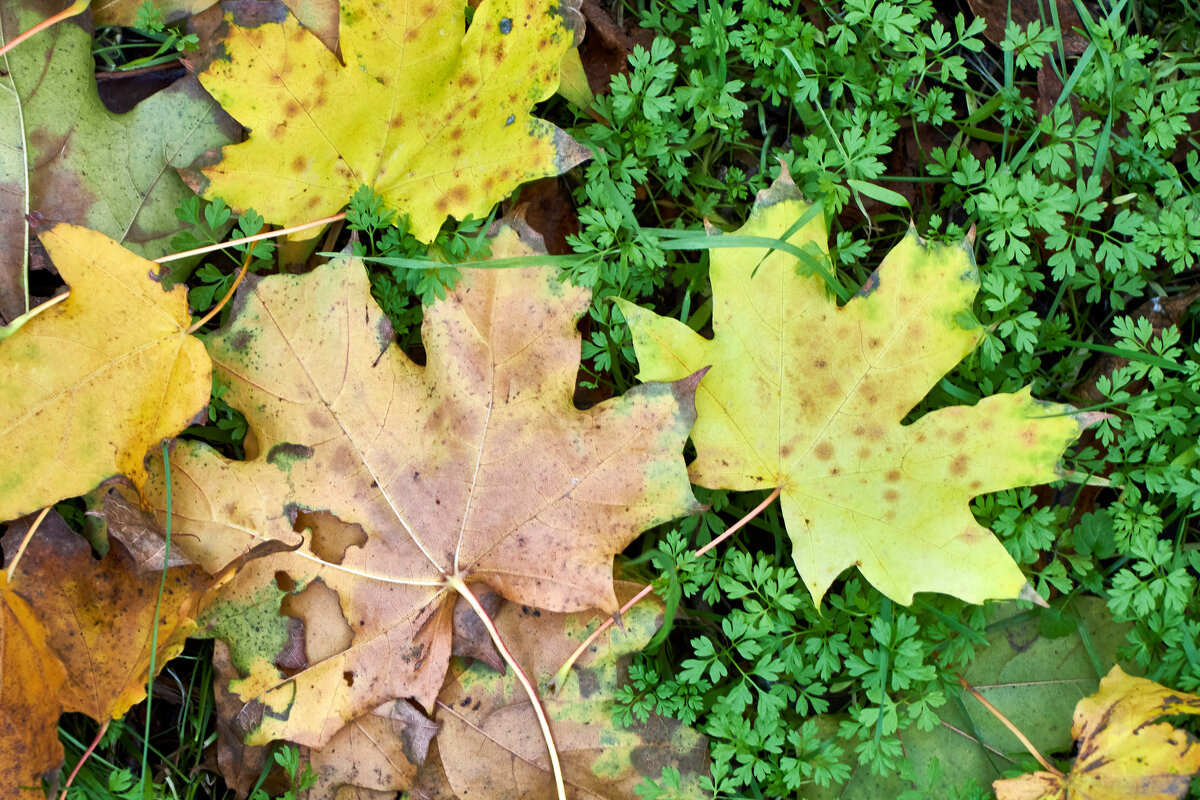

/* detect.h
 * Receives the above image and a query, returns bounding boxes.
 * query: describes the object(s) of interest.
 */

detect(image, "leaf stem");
[154,213,346,264]
[185,242,255,334]
[550,487,782,691]
[446,574,566,800]
[141,442,174,799]
[0,0,89,59]
[957,674,1063,776]
[59,719,109,800]
[5,505,50,580]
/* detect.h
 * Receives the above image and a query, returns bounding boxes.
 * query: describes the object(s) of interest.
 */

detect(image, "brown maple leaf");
[134,220,702,748]
[2,510,211,723]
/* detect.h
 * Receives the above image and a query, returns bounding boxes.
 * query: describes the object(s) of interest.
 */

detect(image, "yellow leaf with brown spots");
[136,219,701,749]
[994,666,1200,800]
[617,167,1100,605]
[190,0,590,242]
[0,224,211,521]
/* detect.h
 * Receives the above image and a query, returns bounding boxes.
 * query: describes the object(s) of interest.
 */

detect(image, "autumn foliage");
[2,1,1193,799]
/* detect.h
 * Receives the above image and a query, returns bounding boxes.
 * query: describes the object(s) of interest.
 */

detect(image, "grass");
[49,0,1200,796]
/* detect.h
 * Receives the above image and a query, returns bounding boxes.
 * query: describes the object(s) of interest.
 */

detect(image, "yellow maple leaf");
[191,0,590,242]
[0,224,211,521]
[994,665,1200,800]
[617,167,1100,605]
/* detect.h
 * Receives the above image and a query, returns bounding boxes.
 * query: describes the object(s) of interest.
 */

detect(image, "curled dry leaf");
[189,0,590,241]
[0,224,211,521]
[618,167,1101,606]
[994,665,1200,800]
[138,220,701,749]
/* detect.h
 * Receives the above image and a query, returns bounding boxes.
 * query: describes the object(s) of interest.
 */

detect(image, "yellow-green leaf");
[192,0,590,242]
[617,168,1099,605]
[0,224,211,520]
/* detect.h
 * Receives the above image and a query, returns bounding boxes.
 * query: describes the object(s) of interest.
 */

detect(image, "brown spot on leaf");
[814,442,834,460]
[884,489,899,503]
[950,455,969,476]
[885,469,901,482]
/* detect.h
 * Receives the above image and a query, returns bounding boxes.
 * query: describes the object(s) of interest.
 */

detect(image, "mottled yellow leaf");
[0,224,211,521]
[994,666,1200,800]
[192,0,590,241]
[618,167,1100,605]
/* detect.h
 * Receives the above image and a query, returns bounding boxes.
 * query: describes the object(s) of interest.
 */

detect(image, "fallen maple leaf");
[1,509,212,722]
[0,570,66,800]
[0,224,211,521]
[136,220,701,749]
[0,0,237,324]
[432,583,709,800]
[994,665,1200,800]
[189,0,590,242]
[617,167,1099,606]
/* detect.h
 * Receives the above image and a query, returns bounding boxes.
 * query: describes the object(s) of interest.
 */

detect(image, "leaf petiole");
[548,487,782,692]
[445,573,566,800]
[0,0,89,59]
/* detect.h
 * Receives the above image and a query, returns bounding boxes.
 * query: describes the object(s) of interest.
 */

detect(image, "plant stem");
[550,486,782,691]
[185,243,255,334]
[141,442,174,800]
[5,505,50,580]
[446,574,567,800]
[0,0,89,59]
[154,213,346,264]
[59,719,109,800]
[958,674,1063,776]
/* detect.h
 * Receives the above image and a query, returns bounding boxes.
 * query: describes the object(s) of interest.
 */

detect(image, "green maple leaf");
[0,0,237,323]
[618,169,1101,605]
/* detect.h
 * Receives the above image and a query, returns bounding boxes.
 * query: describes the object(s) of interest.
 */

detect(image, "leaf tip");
[1018,582,1049,608]
[671,366,710,408]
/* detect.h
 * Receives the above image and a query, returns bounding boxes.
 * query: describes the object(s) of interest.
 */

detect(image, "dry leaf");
[1,510,211,722]
[435,584,710,800]
[138,219,700,748]
[994,665,1200,800]
[0,571,66,799]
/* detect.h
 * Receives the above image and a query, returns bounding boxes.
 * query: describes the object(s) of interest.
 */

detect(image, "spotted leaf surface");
[618,169,1099,606]
[139,221,701,748]
[191,0,590,242]
[1,510,211,722]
